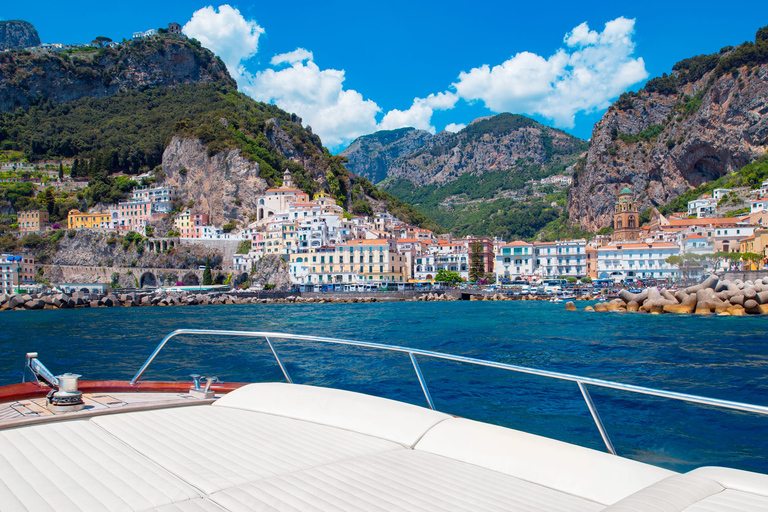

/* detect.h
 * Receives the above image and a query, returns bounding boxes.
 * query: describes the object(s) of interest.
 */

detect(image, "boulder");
[663,293,697,314]
[584,306,595,312]
[626,300,639,312]
[594,302,608,312]
[8,295,26,309]
[684,275,718,294]
[23,299,45,310]
[728,305,746,316]
[90,300,100,308]
[565,301,577,311]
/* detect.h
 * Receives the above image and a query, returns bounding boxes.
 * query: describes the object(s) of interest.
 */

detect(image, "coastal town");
[4,159,768,297]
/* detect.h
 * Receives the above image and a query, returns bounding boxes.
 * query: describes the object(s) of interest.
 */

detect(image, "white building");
[533,239,587,278]
[713,189,729,201]
[687,198,717,218]
[681,235,713,255]
[597,243,680,281]
[750,197,768,214]
[255,170,306,222]
[495,241,534,281]
[712,226,754,253]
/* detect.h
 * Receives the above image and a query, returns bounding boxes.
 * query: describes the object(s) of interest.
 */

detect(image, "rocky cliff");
[341,114,586,187]
[161,136,269,227]
[0,20,40,51]
[0,35,233,112]
[569,27,768,230]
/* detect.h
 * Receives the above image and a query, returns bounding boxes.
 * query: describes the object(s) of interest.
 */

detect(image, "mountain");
[0,23,438,232]
[342,114,586,187]
[0,36,233,112]
[0,20,40,51]
[568,24,768,230]
[341,114,588,239]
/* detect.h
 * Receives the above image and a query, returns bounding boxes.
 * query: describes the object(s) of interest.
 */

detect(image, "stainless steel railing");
[130,329,768,455]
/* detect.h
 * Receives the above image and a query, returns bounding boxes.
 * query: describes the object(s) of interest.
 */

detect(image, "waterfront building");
[597,243,680,281]
[18,210,49,233]
[67,210,111,230]
[495,241,534,281]
[739,228,768,259]
[585,245,598,279]
[533,239,587,278]
[612,188,640,241]
[0,253,35,294]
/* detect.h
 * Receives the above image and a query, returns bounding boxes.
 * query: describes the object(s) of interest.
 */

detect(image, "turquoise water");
[2,301,768,474]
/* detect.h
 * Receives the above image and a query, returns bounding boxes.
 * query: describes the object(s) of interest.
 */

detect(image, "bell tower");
[612,187,640,241]
[282,169,294,188]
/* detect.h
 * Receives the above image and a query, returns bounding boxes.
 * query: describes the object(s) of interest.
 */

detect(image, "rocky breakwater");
[570,275,768,315]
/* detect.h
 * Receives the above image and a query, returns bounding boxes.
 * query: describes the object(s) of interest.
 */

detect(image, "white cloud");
[243,57,380,148]
[183,4,264,83]
[444,123,466,133]
[270,48,313,66]
[378,92,459,133]
[452,17,647,128]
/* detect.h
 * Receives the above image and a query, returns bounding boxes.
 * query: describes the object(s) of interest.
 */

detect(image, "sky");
[3,2,766,151]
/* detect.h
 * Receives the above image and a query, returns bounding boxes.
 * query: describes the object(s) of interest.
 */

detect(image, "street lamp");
[15,258,22,294]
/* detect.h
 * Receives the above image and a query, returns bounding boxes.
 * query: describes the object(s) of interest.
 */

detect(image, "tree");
[469,241,485,282]
[202,261,213,285]
[39,188,55,216]
[434,269,463,286]
[58,163,64,180]
[92,36,112,48]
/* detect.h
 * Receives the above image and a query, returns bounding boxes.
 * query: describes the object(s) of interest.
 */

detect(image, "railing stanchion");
[578,381,616,455]
[265,336,293,384]
[410,352,435,410]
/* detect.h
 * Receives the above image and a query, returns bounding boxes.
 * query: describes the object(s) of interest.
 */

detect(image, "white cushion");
[414,417,675,506]
[212,382,450,447]
[603,466,768,511]
[209,449,604,512]
[92,404,402,494]
[0,419,199,512]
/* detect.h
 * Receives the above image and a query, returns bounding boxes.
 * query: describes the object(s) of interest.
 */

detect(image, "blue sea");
[2,301,767,474]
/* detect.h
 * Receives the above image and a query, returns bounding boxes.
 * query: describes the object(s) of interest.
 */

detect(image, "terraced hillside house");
[17,210,48,233]
[495,241,534,281]
[67,209,110,230]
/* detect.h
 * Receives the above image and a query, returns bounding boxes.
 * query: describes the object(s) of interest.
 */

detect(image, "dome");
[619,187,632,195]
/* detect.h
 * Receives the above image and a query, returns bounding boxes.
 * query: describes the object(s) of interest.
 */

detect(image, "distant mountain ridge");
[340,114,588,240]
[341,114,586,187]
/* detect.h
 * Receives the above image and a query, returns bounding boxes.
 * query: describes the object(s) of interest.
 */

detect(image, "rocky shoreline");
[567,275,768,315]
[0,289,585,311]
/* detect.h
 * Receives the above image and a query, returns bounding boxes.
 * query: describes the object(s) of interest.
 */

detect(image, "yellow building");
[739,229,768,269]
[67,209,111,230]
[18,210,49,232]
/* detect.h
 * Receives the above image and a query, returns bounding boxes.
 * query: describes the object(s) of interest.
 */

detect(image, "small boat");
[0,329,766,511]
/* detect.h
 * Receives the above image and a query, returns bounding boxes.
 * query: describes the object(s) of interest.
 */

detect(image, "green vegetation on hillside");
[382,164,580,240]
[639,154,768,223]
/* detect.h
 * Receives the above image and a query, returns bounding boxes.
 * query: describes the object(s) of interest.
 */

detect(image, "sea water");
[2,300,767,474]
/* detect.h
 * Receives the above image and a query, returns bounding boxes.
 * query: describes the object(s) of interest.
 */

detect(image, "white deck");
[0,383,766,511]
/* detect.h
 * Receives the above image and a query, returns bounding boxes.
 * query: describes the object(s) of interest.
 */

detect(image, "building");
[712,226,754,253]
[131,185,176,213]
[18,210,49,233]
[612,188,640,242]
[681,235,713,255]
[495,241,534,281]
[113,185,176,231]
[67,210,111,230]
[739,228,768,258]
[750,197,768,214]
[533,239,587,278]
[687,198,717,218]
[597,243,680,281]
[713,189,730,202]
[0,254,35,294]
[585,245,598,278]
[175,210,211,238]
[168,22,182,34]
[255,170,303,222]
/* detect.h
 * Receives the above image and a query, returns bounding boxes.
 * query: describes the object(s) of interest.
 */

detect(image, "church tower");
[282,169,294,189]
[612,187,640,241]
